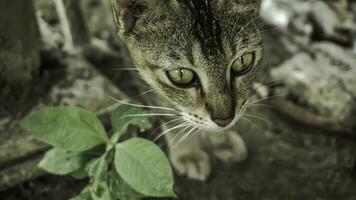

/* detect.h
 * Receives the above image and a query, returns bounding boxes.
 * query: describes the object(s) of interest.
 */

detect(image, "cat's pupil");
[167,68,195,87]
[240,56,245,65]
[231,52,256,76]
[178,69,183,79]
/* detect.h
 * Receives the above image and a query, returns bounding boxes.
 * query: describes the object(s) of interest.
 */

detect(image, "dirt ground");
[2,29,356,199]
[1,0,356,199]
[2,105,356,200]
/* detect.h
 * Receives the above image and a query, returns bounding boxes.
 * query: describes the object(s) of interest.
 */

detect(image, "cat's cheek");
[153,77,203,111]
[232,77,250,94]
[231,76,254,112]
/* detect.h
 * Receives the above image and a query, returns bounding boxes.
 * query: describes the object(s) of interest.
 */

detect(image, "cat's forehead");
[130,0,260,66]
[177,0,225,56]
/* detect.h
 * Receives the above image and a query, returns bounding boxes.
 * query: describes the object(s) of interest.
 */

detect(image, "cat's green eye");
[167,68,195,87]
[231,52,255,75]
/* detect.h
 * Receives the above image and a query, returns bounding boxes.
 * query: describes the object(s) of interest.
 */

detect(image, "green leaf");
[71,168,88,180]
[39,148,91,175]
[110,104,152,142]
[114,138,175,197]
[89,181,112,200]
[86,152,112,182]
[20,106,108,152]
[110,171,143,200]
[70,186,92,200]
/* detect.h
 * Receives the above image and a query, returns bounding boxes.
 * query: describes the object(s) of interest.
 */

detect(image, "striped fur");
[112,0,262,131]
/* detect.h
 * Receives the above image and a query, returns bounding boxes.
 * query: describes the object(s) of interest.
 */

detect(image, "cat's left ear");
[111,0,160,35]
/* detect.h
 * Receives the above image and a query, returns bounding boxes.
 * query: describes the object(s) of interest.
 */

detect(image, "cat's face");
[112,0,262,132]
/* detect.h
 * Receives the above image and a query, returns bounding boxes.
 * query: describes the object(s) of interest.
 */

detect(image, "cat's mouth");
[180,100,248,133]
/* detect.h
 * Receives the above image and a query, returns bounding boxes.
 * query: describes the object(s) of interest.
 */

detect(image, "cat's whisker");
[247,103,277,110]
[202,130,209,142]
[154,122,189,142]
[183,128,199,146]
[242,116,258,128]
[110,96,178,112]
[259,26,278,33]
[247,94,284,106]
[235,15,262,40]
[137,89,155,97]
[247,80,280,99]
[152,118,184,135]
[259,79,281,88]
[241,27,278,40]
[170,127,190,148]
[183,127,199,143]
[171,126,197,149]
[111,68,139,71]
[200,129,210,146]
[193,128,202,139]
[121,113,178,119]
[168,125,192,147]
[244,114,269,125]
[245,105,258,113]
[260,79,282,87]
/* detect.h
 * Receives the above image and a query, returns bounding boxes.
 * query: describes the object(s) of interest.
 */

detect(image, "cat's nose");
[212,116,234,127]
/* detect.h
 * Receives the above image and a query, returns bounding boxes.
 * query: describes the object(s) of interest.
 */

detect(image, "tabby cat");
[111,0,262,180]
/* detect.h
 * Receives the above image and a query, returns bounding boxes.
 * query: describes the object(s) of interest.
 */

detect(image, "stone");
[0,0,40,85]
[260,0,313,37]
[311,1,340,38]
[271,42,356,127]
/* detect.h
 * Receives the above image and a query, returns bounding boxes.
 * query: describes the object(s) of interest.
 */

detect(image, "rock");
[0,51,126,191]
[271,42,356,127]
[310,1,340,38]
[0,0,41,85]
[260,0,313,37]
[260,0,356,45]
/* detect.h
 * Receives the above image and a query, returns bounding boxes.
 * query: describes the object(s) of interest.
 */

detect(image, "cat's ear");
[111,0,159,34]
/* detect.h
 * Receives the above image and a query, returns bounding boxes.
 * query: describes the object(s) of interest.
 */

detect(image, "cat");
[111,0,262,181]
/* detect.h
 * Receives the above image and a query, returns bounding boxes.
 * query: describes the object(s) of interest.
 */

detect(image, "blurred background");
[0,0,355,199]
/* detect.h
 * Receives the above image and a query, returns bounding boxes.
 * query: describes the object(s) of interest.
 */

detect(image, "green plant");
[20,104,176,200]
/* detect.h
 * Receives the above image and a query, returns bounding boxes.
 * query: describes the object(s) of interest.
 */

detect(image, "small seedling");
[20,104,176,200]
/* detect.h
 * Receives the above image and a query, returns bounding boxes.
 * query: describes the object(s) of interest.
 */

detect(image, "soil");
[0,51,66,143]
[1,1,356,200]
[1,107,356,200]
[0,51,66,118]
[2,26,356,200]
[0,176,86,200]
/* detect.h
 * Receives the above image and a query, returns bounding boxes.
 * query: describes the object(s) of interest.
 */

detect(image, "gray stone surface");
[173,109,356,200]
[0,53,125,190]
[1,1,356,199]
[271,42,356,127]
[0,0,40,85]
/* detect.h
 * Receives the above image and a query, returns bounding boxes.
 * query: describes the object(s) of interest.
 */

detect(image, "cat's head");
[112,0,262,132]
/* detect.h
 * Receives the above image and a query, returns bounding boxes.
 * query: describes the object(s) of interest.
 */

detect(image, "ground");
[1,0,356,199]
[2,106,356,200]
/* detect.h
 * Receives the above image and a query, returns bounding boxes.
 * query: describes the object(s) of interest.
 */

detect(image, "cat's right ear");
[111,0,158,35]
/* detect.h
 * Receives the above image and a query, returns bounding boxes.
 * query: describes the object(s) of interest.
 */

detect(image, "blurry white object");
[260,0,292,28]
[260,0,312,36]
[310,1,339,37]
[271,42,356,127]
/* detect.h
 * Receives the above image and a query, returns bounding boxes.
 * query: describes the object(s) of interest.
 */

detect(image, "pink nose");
[213,117,234,127]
